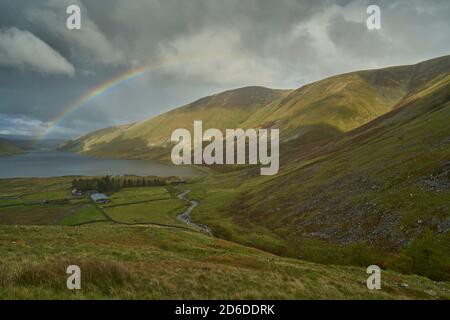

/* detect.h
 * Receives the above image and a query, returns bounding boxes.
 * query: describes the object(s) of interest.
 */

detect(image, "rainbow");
[36,55,199,141]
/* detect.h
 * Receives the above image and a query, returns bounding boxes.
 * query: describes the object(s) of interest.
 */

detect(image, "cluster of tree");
[72,176,166,193]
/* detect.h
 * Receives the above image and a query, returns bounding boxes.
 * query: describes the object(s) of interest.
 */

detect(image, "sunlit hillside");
[61,55,450,160]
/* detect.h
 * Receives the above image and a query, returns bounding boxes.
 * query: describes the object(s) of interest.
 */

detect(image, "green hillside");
[61,86,291,159]
[61,55,450,159]
[185,63,450,280]
[1,224,448,299]
[0,138,24,156]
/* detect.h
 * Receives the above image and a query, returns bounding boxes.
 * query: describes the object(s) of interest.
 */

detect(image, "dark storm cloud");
[327,0,450,68]
[0,0,449,138]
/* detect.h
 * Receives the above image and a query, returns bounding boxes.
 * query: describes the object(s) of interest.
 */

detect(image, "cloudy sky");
[0,0,449,138]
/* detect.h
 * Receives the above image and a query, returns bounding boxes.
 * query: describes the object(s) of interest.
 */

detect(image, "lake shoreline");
[0,150,203,179]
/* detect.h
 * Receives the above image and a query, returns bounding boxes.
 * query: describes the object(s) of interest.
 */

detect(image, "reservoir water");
[0,151,201,178]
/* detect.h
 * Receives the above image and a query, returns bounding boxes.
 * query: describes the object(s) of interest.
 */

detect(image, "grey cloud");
[25,0,124,66]
[0,27,75,75]
[326,0,450,68]
[0,113,51,136]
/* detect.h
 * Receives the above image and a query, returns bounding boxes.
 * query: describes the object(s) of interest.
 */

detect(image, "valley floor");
[0,176,449,299]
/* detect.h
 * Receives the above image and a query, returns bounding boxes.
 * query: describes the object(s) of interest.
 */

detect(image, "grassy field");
[0,224,448,299]
[98,185,188,226]
[58,204,108,226]
[0,178,188,228]
[104,199,186,225]
[0,203,83,225]
[106,187,172,206]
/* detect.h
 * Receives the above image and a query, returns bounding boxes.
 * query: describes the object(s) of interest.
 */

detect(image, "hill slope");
[61,86,291,159]
[0,138,24,156]
[186,60,450,280]
[242,71,450,245]
[62,55,450,159]
[1,224,448,299]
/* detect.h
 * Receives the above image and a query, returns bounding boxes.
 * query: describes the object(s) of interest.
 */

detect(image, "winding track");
[176,190,212,235]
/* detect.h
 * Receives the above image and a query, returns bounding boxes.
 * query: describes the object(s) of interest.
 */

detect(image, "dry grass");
[0,224,448,300]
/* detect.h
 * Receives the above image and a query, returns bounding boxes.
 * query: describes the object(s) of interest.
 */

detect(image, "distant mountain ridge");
[60,86,292,159]
[0,135,67,151]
